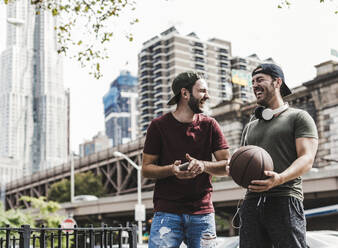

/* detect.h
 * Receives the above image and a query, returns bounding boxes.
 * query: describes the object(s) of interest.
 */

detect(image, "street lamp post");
[113,151,144,245]
[70,152,75,204]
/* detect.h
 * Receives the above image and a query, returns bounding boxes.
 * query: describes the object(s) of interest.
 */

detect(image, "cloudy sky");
[0,0,337,152]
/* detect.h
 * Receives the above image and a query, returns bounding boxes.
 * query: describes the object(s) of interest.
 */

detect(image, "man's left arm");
[249,137,318,192]
[204,149,230,176]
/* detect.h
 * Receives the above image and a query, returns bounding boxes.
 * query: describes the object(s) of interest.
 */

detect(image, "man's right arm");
[142,153,174,179]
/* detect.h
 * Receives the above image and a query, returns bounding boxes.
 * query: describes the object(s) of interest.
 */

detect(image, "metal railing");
[0,224,137,248]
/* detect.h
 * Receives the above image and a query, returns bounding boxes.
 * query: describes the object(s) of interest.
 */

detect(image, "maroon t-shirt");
[143,113,229,214]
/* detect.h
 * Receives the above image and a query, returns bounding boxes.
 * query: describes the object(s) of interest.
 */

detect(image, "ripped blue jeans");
[148,211,216,248]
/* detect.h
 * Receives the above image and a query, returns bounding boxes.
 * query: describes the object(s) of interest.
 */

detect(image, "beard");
[188,95,203,114]
[256,81,276,107]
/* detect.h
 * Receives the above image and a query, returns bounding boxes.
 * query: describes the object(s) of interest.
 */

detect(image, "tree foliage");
[3,0,138,78]
[0,197,63,228]
[278,0,337,14]
[48,171,106,203]
[21,196,64,227]
[0,202,34,227]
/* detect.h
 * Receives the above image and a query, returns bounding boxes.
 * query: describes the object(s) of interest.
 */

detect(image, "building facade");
[79,131,111,157]
[0,1,68,175]
[103,71,138,146]
[0,157,22,185]
[138,26,233,135]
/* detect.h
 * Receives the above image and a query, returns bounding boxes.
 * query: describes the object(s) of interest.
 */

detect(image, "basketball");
[229,145,274,188]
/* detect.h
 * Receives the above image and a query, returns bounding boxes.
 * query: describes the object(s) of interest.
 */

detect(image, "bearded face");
[187,79,209,113]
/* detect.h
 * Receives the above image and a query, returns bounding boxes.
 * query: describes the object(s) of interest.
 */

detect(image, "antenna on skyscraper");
[121,61,131,75]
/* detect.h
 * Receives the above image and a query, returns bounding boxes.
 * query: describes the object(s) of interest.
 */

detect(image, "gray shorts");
[239,196,307,248]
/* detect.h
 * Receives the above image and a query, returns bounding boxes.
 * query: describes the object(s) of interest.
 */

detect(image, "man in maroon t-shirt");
[142,71,230,247]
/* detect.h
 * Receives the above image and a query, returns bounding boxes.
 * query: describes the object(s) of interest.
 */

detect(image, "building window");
[141,71,149,77]
[194,42,203,48]
[195,57,205,63]
[194,49,204,56]
[141,56,149,62]
[195,64,205,71]
[155,72,162,78]
[154,48,162,54]
[155,64,162,70]
[219,48,228,54]
[220,62,228,68]
[219,70,226,75]
[219,55,228,60]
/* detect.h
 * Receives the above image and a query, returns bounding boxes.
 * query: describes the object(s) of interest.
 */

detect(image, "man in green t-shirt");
[239,64,318,248]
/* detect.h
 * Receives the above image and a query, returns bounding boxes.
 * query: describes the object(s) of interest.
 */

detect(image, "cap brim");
[281,82,291,97]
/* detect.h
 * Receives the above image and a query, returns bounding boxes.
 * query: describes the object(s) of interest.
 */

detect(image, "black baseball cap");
[252,63,291,97]
[167,71,203,105]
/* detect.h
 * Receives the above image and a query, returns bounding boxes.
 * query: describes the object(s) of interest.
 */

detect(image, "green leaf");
[77,40,82,45]
[52,8,59,16]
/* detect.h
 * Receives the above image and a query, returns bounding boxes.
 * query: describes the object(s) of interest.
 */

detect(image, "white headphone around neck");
[242,103,289,146]
[254,103,289,121]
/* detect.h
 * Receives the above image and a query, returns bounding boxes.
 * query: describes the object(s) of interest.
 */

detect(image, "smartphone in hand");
[178,162,189,171]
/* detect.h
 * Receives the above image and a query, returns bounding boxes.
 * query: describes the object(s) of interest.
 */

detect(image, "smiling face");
[187,79,209,113]
[252,73,277,107]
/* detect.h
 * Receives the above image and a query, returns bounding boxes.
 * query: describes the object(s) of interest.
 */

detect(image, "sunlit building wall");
[0,0,68,175]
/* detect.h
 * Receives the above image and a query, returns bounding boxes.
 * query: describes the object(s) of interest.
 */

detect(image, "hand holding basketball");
[229,145,274,188]
[248,170,284,192]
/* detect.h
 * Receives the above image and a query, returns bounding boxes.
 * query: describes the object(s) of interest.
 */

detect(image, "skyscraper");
[103,70,138,146]
[138,26,233,135]
[0,1,68,176]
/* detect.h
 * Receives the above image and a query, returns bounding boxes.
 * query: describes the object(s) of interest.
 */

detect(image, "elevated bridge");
[5,137,153,209]
[58,167,338,217]
[55,167,338,233]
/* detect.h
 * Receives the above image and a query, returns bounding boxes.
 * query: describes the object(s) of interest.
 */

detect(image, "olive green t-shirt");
[241,107,318,200]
